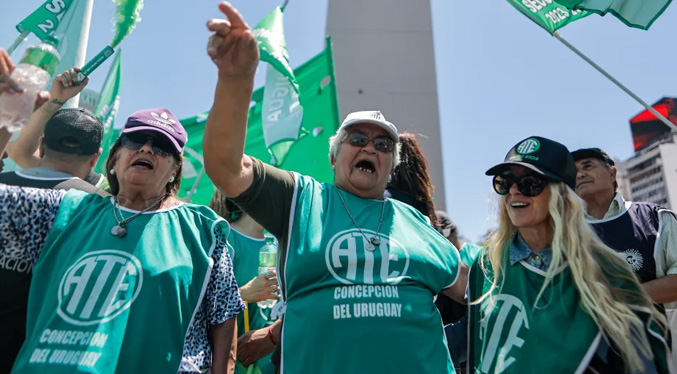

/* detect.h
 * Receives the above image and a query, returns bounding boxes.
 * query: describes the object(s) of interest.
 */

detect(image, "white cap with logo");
[338,110,399,142]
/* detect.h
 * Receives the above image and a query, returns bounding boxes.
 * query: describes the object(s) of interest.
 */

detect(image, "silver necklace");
[336,189,386,251]
[111,195,166,237]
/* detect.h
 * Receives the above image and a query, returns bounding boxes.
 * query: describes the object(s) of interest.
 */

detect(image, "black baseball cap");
[43,108,103,155]
[485,136,577,189]
[571,148,615,166]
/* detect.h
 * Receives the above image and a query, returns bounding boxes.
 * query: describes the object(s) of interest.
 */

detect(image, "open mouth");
[131,159,154,170]
[355,160,376,174]
[510,202,530,209]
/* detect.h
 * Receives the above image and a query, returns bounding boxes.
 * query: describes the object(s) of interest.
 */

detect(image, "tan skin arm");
[210,317,237,374]
[642,275,677,304]
[237,318,282,366]
[6,68,88,168]
[203,2,260,197]
[441,262,470,304]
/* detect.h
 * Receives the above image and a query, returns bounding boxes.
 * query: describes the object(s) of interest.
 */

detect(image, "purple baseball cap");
[121,108,187,154]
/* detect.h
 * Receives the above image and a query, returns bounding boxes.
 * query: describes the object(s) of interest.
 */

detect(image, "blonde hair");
[479,182,666,372]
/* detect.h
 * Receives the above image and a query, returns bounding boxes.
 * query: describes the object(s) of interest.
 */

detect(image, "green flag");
[253,7,304,166]
[506,0,591,34]
[178,41,339,204]
[252,7,299,92]
[93,49,122,174]
[16,0,77,41]
[553,0,671,29]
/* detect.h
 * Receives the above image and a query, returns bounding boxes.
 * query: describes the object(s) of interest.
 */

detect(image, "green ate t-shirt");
[232,158,461,374]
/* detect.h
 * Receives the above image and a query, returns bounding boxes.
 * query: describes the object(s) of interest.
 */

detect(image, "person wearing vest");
[1,108,244,374]
[203,5,468,372]
[472,136,670,373]
[572,147,677,364]
[0,69,108,372]
[210,191,282,374]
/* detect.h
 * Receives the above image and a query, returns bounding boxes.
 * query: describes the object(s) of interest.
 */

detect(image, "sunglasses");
[120,132,176,157]
[493,174,549,197]
[344,133,395,153]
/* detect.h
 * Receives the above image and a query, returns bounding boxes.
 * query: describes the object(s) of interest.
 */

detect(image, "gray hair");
[329,126,401,171]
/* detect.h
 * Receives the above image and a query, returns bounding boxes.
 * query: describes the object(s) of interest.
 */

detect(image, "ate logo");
[325,229,409,285]
[516,138,540,155]
[479,295,530,374]
[58,250,143,326]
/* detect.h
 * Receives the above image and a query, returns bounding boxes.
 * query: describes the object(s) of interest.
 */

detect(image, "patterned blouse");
[0,184,244,373]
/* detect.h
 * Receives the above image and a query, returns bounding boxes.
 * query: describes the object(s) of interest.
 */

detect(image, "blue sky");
[2,0,676,241]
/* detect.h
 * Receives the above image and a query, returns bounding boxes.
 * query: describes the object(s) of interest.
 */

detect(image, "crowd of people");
[0,2,676,374]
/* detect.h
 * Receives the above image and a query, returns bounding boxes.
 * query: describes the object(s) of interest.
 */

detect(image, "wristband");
[267,326,277,345]
[50,98,66,106]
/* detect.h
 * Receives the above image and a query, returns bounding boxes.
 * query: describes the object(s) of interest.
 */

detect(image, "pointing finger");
[218,2,249,29]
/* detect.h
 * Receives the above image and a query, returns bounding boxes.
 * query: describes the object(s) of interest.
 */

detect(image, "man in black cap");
[0,107,106,194]
[573,147,677,360]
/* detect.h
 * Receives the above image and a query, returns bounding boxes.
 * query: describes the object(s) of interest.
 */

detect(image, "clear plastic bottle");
[257,236,278,309]
[0,35,60,132]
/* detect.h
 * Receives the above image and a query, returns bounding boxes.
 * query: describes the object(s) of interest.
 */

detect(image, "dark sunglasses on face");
[120,132,175,157]
[344,133,395,153]
[493,174,549,197]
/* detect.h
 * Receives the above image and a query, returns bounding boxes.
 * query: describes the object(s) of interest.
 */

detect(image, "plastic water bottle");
[257,236,278,309]
[0,36,60,132]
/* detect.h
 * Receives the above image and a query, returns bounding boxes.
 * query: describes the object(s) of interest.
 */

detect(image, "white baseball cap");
[338,110,398,142]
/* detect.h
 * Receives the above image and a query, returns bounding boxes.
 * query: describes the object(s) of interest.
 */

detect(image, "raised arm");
[204,2,260,197]
[6,68,88,168]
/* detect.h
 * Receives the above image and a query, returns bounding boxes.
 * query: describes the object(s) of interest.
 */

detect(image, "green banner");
[178,41,339,204]
[506,0,591,34]
[252,6,299,92]
[253,6,304,166]
[554,0,672,30]
[93,49,122,174]
[16,0,77,41]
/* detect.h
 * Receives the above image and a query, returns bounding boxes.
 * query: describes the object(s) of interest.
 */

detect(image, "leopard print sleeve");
[0,184,66,265]
[205,222,245,325]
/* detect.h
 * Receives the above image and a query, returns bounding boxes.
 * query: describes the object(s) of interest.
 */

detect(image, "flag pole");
[553,31,677,132]
[63,0,94,109]
[186,165,206,202]
[6,31,30,56]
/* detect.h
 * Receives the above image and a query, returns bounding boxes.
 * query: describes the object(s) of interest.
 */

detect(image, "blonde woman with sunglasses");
[469,136,671,373]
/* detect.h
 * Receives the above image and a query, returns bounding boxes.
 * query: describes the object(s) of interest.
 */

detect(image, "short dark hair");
[105,137,182,196]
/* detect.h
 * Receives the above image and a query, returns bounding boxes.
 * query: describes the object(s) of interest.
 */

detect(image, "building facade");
[617,134,677,209]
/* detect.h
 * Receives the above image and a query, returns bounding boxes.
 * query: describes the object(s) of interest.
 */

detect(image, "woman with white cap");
[470,136,670,373]
[203,3,468,373]
[1,107,244,374]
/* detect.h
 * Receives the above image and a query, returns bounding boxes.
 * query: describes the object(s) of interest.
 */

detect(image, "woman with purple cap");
[202,3,468,373]
[1,108,244,374]
[468,136,670,373]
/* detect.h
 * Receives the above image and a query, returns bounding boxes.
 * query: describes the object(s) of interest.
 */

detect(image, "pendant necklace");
[336,189,386,251]
[111,195,166,237]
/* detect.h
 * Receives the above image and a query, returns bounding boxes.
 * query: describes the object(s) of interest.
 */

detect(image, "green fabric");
[15,0,77,41]
[12,190,226,373]
[228,229,278,374]
[252,7,298,93]
[178,42,339,204]
[254,7,303,166]
[280,175,459,373]
[506,0,591,34]
[468,253,602,374]
[554,0,672,29]
[459,242,485,266]
[236,361,263,374]
[93,49,122,175]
